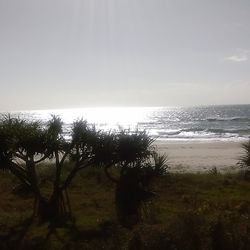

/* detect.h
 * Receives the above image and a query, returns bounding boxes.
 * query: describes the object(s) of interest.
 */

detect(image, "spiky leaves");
[46,116,65,155]
[116,130,154,165]
[70,119,99,165]
[150,152,169,176]
[239,140,250,169]
[0,116,46,167]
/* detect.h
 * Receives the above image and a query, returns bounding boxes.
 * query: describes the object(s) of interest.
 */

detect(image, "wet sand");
[154,140,245,173]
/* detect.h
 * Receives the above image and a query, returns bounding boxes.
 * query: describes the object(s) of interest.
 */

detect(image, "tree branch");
[59,143,74,165]
[61,161,93,190]
[13,152,27,162]
[59,151,69,165]
[104,164,119,184]
[34,154,49,164]
[9,162,31,188]
[26,157,41,197]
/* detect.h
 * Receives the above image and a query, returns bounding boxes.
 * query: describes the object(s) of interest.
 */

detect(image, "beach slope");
[155,140,244,172]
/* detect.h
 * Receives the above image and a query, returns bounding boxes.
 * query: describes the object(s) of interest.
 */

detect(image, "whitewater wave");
[205,117,250,122]
[154,128,250,139]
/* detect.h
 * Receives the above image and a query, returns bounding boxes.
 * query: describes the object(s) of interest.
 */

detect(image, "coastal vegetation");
[0,116,167,226]
[1,115,250,249]
[2,169,250,249]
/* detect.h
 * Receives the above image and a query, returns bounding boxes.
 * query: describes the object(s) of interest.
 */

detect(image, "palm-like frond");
[238,140,250,168]
[152,152,169,176]
[117,130,154,164]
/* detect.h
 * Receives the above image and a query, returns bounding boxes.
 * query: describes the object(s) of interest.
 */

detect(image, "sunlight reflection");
[15,105,250,141]
[25,107,160,131]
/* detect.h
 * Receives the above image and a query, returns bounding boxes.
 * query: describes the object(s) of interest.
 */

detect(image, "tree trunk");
[115,171,142,228]
[114,167,155,228]
[35,190,71,225]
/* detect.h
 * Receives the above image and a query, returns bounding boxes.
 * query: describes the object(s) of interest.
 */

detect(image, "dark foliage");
[0,115,166,227]
[239,140,250,168]
[102,134,169,228]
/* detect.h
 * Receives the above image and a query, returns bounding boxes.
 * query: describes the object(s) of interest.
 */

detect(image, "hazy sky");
[0,0,250,110]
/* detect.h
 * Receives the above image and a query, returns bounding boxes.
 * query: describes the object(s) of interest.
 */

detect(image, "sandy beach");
[154,140,246,173]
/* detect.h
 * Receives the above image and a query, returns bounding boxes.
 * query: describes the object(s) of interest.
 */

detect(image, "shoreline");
[154,139,246,173]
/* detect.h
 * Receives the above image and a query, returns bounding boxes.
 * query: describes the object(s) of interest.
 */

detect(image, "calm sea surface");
[5,104,250,141]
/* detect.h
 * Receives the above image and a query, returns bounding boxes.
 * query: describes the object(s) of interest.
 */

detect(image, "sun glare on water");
[23,107,160,131]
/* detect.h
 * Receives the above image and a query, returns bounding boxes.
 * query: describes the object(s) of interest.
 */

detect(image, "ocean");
[5,104,250,142]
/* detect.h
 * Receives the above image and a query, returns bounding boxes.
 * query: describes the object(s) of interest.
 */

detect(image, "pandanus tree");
[0,115,102,224]
[96,131,169,227]
[0,115,58,221]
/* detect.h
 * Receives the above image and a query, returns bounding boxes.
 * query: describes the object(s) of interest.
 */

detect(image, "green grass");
[1,169,250,249]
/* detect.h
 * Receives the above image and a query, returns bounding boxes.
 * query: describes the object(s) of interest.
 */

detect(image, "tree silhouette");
[0,115,102,224]
[100,131,169,227]
[0,115,167,227]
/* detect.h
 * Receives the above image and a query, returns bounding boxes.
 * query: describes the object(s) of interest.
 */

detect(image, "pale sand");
[154,140,246,173]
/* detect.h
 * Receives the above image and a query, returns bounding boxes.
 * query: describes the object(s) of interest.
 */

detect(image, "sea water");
[5,104,250,141]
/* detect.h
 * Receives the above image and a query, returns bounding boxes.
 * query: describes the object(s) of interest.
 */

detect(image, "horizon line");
[1,103,250,113]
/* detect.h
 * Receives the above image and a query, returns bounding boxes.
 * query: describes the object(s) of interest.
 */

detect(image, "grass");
[1,168,250,249]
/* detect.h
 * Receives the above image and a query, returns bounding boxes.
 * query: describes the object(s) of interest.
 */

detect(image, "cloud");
[225,55,248,62]
[224,49,249,62]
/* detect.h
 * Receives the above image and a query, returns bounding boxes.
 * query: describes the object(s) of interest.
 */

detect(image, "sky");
[0,0,250,111]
